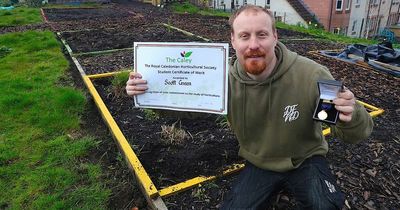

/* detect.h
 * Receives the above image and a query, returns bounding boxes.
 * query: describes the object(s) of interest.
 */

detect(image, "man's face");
[231,11,278,75]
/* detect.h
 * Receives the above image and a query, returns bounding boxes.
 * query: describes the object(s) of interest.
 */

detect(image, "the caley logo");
[180,51,192,58]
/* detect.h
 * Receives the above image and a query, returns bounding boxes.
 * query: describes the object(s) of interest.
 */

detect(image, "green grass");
[169,1,230,17]
[276,22,379,45]
[0,31,110,209]
[0,7,42,27]
[110,70,130,98]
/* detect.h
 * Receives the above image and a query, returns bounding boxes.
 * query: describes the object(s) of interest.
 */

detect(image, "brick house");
[303,0,351,35]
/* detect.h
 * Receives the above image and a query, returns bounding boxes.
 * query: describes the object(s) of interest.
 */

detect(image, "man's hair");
[229,5,276,33]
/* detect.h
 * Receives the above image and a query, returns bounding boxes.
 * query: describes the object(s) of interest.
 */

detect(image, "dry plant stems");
[160,120,189,146]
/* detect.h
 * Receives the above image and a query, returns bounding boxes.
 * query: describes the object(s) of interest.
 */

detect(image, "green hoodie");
[228,42,373,172]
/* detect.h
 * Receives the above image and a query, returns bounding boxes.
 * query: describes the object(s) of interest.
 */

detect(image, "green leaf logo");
[184,51,192,58]
[180,51,192,58]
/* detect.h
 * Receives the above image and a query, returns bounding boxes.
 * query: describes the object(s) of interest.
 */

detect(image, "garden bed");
[60,22,206,53]
[93,78,242,187]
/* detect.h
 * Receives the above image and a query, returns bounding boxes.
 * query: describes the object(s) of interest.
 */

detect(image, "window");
[370,0,378,5]
[244,0,247,5]
[336,0,343,10]
[352,20,357,31]
[264,0,270,8]
[346,0,351,10]
[355,0,360,7]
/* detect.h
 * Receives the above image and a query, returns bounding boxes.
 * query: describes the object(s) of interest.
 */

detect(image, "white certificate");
[133,42,229,115]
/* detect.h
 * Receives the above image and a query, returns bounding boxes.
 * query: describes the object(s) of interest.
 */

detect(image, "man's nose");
[248,36,260,50]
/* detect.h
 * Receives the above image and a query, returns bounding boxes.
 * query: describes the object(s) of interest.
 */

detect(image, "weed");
[143,109,160,121]
[203,181,219,189]
[216,115,230,129]
[192,182,218,201]
[192,185,208,200]
[116,153,123,163]
[160,121,189,146]
[110,71,130,99]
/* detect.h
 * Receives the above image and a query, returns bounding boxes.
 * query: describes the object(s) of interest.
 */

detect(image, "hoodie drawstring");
[243,84,246,140]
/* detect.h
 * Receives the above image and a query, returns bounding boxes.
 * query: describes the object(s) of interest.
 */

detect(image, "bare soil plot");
[61,23,206,53]
[94,80,242,186]
[77,50,133,75]
[43,7,133,22]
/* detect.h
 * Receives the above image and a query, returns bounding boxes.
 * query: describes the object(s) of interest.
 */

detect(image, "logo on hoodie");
[283,104,299,122]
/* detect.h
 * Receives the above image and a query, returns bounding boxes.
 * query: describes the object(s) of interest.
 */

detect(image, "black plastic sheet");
[320,42,400,77]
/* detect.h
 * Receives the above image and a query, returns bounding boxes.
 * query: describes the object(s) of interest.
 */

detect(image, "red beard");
[243,50,267,75]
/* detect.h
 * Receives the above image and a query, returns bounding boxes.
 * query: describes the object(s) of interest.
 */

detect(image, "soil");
[78,50,133,75]
[61,21,206,53]
[5,0,397,209]
[94,79,242,186]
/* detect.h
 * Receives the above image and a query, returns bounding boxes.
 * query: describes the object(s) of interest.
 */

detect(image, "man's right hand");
[126,72,148,96]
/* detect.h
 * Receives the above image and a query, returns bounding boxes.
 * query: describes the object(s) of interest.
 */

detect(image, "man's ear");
[231,33,236,50]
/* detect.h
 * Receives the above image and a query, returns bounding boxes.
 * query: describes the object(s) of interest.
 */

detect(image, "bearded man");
[126,5,373,209]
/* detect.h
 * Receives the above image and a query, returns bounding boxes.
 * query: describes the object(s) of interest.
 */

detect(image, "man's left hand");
[333,88,356,122]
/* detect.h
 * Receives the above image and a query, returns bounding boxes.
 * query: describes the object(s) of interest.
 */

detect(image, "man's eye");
[240,34,249,39]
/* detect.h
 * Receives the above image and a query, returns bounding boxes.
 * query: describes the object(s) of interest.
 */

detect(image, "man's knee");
[290,156,345,210]
[300,175,345,210]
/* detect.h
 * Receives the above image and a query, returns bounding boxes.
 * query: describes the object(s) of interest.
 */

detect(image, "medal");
[318,110,328,120]
[318,102,332,120]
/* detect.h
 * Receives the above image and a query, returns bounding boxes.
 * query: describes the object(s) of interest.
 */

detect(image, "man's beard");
[243,50,267,75]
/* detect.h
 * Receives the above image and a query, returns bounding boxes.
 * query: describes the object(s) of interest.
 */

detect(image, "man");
[126,5,373,209]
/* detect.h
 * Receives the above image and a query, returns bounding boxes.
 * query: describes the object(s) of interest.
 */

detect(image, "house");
[347,0,368,38]
[303,0,351,35]
[347,0,400,39]
[210,0,320,27]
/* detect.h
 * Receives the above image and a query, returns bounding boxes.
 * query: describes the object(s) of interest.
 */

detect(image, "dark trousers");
[221,156,344,210]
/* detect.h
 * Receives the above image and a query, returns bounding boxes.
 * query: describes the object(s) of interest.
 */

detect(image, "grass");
[169,1,230,17]
[276,22,379,45]
[0,31,110,209]
[110,71,130,99]
[0,7,42,27]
